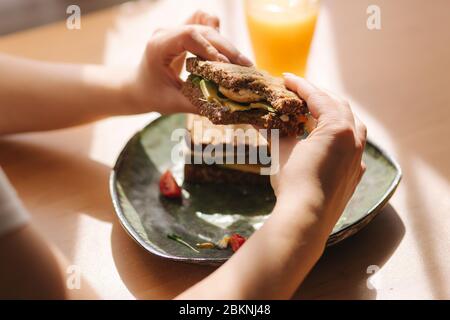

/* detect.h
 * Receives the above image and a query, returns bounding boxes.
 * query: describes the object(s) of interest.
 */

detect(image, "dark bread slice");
[186,58,307,115]
[186,114,269,150]
[185,114,272,167]
[184,163,269,185]
[186,148,271,167]
[181,79,305,137]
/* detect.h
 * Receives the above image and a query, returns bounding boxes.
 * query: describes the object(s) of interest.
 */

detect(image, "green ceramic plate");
[110,114,401,265]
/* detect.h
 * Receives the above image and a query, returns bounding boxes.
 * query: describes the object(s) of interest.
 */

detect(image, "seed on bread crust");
[280,114,290,122]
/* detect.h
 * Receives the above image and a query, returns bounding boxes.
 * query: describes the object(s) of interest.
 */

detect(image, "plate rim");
[110,114,402,264]
[326,139,402,245]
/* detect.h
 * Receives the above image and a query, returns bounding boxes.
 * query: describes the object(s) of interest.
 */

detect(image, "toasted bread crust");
[181,79,305,137]
[186,58,307,115]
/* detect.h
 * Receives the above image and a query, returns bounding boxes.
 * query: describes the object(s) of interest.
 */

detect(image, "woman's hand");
[177,75,367,300]
[0,11,251,135]
[125,11,252,115]
[272,74,367,235]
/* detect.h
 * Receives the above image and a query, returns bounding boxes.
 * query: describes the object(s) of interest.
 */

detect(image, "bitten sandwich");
[181,58,309,136]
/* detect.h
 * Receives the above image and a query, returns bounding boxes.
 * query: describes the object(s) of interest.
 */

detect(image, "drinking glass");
[245,0,319,76]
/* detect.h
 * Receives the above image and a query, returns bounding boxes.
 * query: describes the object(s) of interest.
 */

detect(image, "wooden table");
[0,0,449,299]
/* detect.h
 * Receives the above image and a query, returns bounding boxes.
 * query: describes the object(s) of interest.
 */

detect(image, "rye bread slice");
[184,163,269,185]
[186,58,307,115]
[185,114,272,165]
[181,79,305,137]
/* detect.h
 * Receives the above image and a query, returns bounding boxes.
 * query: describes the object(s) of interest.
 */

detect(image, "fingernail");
[238,54,253,67]
[208,18,220,31]
[218,54,230,63]
[282,72,295,78]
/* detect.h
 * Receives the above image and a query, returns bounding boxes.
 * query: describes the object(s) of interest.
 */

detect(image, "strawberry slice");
[229,234,246,252]
[159,170,182,199]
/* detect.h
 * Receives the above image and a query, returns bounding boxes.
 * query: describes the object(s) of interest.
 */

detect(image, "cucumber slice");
[199,79,220,102]
[190,75,203,86]
[224,100,250,112]
[249,102,276,113]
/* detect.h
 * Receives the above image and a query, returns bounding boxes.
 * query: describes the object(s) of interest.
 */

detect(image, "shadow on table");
[294,204,404,300]
[111,203,404,300]
[111,194,404,301]
[111,222,215,299]
[0,123,406,299]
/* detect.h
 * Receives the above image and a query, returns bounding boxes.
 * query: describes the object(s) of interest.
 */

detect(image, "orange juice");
[245,0,319,76]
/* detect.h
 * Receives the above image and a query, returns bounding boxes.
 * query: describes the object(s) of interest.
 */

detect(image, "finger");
[173,11,221,75]
[284,73,355,124]
[186,10,220,30]
[190,31,228,62]
[320,87,347,105]
[270,175,280,196]
[166,89,196,113]
[200,13,220,30]
[170,52,187,75]
[315,86,354,120]
[357,161,367,182]
[177,11,221,73]
[283,73,333,119]
[353,117,367,184]
[171,27,229,63]
[283,73,317,102]
[185,10,206,24]
[206,15,220,30]
[204,30,253,66]
[188,30,229,62]
[354,114,367,147]
[164,66,182,89]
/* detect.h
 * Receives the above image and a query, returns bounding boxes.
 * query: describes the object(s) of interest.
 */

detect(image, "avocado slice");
[196,78,276,114]
[199,79,221,103]
[224,100,250,112]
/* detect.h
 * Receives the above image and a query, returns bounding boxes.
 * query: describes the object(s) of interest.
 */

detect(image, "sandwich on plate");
[183,114,271,185]
[181,57,310,137]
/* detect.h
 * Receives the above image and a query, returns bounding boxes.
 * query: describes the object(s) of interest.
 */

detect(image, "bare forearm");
[0,225,98,299]
[0,54,136,135]
[177,192,331,300]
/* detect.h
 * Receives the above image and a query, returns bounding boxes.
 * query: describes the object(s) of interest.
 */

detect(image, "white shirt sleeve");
[0,168,30,236]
